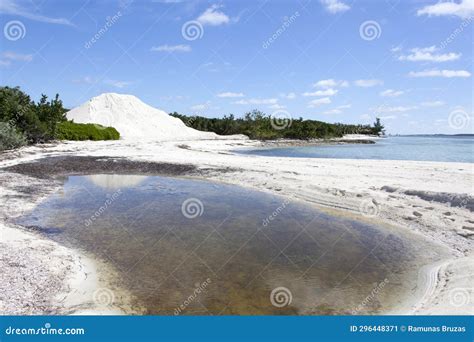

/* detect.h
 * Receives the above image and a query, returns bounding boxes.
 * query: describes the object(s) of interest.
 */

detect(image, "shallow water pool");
[17,174,441,315]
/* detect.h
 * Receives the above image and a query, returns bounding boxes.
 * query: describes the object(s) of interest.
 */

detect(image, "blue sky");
[0,0,472,134]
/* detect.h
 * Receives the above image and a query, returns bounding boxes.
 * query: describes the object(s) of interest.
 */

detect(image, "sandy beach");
[0,137,473,315]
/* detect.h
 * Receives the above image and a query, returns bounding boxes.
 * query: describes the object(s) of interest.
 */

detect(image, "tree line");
[171,110,384,140]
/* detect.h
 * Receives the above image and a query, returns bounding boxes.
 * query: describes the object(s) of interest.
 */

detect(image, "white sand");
[1,137,472,315]
[1,91,473,315]
[66,93,245,141]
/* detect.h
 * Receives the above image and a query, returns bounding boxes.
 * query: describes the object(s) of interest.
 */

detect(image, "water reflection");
[18,174,441,315]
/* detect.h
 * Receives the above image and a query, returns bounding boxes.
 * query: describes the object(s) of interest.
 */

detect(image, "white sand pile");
[67,93,245,141]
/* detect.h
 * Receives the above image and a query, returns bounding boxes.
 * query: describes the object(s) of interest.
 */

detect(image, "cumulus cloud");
[1,51,33,62]
[190,103,209,111]
[320,0,350,14]
[308,97,332,107]
[408,69,471,78]
[269,104,286,110]
[302,88,338,97]
[234,98,278,105]
[417,0,474,19]
[151,44,191,52]
[421,101,445,107]
[380,89,404,97]
[217,92,244,98]
[374,105,417,113]
[354,79,383,87]
[313,79,349,88]
[398,46,461,62]
[197,5,230,26]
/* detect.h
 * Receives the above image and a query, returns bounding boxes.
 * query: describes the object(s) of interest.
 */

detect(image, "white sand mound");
[66,93,244,141]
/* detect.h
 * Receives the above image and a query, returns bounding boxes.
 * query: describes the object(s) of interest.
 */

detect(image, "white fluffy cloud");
[354,79,383,87]
[320,0,350,14]
[374,105,417,113]
[398,46,461,62]
[421,101,445,107]
[1,51,33,62]
[417,0,474,19]
[313,79,349,88]
[308,97,331,107]
[302,88,338,97]
[408,69,471,78]
[197,5,230,26]
[380,89,404,97]
[217,92,244,98]
[151,45,191,52]
[234,98,278,105]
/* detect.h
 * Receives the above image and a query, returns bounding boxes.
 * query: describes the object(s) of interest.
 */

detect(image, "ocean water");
[238,136,474,163]
[15,174,442,315]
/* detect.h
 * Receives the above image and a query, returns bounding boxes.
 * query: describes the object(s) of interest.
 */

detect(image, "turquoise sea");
[238,135,474,163]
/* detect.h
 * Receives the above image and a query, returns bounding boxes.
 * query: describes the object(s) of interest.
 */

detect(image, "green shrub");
[0,121,28,151]
[56,121,120,141]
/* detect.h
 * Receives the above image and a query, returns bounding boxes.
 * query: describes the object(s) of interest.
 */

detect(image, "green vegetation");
[0,86,120,151]
[56,121,120,141]
[171,110,384,140]
[0,121,27,151]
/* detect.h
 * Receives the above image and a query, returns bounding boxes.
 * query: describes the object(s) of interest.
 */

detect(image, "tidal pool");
[17,174,441,315]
